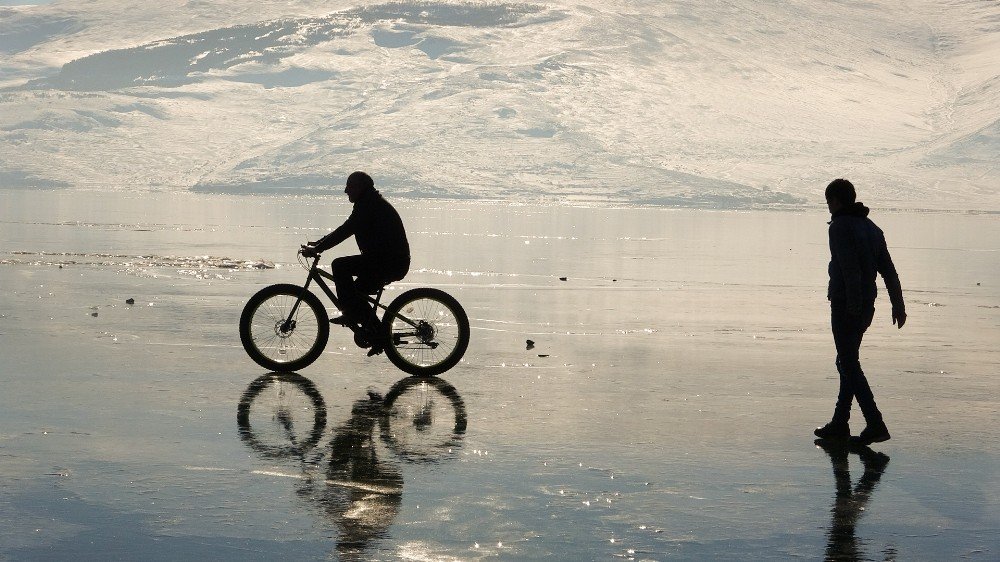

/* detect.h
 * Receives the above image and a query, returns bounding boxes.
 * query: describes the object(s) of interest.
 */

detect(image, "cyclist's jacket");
[827,202,904,315]
[314,188,410,266]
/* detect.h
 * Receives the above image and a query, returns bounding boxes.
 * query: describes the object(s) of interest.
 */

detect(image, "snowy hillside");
[2,0,999,210]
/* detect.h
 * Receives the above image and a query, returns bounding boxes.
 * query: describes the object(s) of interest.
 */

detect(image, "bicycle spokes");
[390,302,460,366]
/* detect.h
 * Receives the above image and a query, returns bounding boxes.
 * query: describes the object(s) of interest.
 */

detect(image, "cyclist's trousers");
[331,254,409,321]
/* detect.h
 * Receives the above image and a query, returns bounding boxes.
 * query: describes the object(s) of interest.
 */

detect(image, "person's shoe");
[814,421,851,440]
[330,315,356,327]
[849,421,891,446]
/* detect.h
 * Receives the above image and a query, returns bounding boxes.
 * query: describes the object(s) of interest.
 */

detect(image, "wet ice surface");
[0,191,997,560]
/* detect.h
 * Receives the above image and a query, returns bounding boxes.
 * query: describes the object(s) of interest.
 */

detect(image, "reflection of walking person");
[814,179,906,446]
[814,440,890,560]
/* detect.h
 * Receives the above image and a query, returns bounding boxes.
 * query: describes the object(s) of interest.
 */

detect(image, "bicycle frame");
[283,255,419,332]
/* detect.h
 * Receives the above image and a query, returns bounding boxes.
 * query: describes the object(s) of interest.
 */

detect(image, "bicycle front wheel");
[382,288,470,377]
[240,284,329,372]
[237,372,327,459]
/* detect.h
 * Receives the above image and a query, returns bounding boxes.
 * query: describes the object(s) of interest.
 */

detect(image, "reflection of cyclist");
[321,394,403,559]
[303,171,410,333]
[238,374,466,557]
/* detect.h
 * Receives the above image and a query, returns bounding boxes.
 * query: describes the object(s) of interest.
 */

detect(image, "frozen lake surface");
[0,190,997,560]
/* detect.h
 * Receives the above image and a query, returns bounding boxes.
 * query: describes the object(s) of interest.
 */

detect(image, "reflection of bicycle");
[237,372,468,464]
[238,372,467,556]
[239,249,470,376]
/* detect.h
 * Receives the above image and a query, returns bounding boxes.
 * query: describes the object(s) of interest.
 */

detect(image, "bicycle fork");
[281,258,321,332]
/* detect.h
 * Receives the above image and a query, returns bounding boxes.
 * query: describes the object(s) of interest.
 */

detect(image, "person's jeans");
[830,302,881,424]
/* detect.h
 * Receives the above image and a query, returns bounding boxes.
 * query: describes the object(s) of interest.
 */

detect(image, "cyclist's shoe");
[849,421,890,446]
[814,421,850,440]
[330,315,356,327]
[362,321,384,356]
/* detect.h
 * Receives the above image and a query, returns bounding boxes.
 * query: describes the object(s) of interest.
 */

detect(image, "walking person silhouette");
[814,179,907,446]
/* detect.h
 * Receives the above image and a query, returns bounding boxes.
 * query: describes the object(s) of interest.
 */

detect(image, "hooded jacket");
[314,188,410,266]
[827,202,904,315]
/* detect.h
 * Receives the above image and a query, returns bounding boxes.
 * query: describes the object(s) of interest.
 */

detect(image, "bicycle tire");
[381,288,470,377]
[240,284,329,372]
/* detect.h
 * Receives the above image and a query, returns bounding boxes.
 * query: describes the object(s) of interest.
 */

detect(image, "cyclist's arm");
[311,215,356,253]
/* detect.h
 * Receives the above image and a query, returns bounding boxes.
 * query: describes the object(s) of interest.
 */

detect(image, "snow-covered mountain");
[2,0,998,210]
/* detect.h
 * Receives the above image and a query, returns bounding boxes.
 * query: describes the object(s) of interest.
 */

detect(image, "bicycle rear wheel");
[382,288,470,377]
[240,284,329,372]
[379,376,467,462]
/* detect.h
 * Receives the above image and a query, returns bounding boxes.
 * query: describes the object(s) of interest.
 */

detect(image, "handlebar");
[297,245,321,270]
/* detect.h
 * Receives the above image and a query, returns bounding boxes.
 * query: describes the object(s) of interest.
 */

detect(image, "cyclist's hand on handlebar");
[300,244,320,258]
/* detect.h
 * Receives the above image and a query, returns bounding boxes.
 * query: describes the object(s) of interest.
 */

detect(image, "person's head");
[825,178,856,213]
[345,171,374,203]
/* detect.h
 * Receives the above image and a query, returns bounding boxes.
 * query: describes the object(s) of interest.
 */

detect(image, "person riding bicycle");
[302,172,410,340]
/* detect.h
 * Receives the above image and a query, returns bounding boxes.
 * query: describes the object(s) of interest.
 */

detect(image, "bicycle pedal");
[366,346,384,357]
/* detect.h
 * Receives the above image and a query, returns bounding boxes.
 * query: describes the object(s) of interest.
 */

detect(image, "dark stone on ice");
[126,298,135,305]
[526,339,535,350]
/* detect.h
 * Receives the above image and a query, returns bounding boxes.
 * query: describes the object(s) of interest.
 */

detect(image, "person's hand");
[892,308,906,329]
[300,244,319,258]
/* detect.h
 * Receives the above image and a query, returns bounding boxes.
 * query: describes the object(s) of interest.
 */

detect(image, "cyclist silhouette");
[303,172,410,340]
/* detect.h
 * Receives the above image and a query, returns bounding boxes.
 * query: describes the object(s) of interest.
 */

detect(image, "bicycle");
[239,248,470,376]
